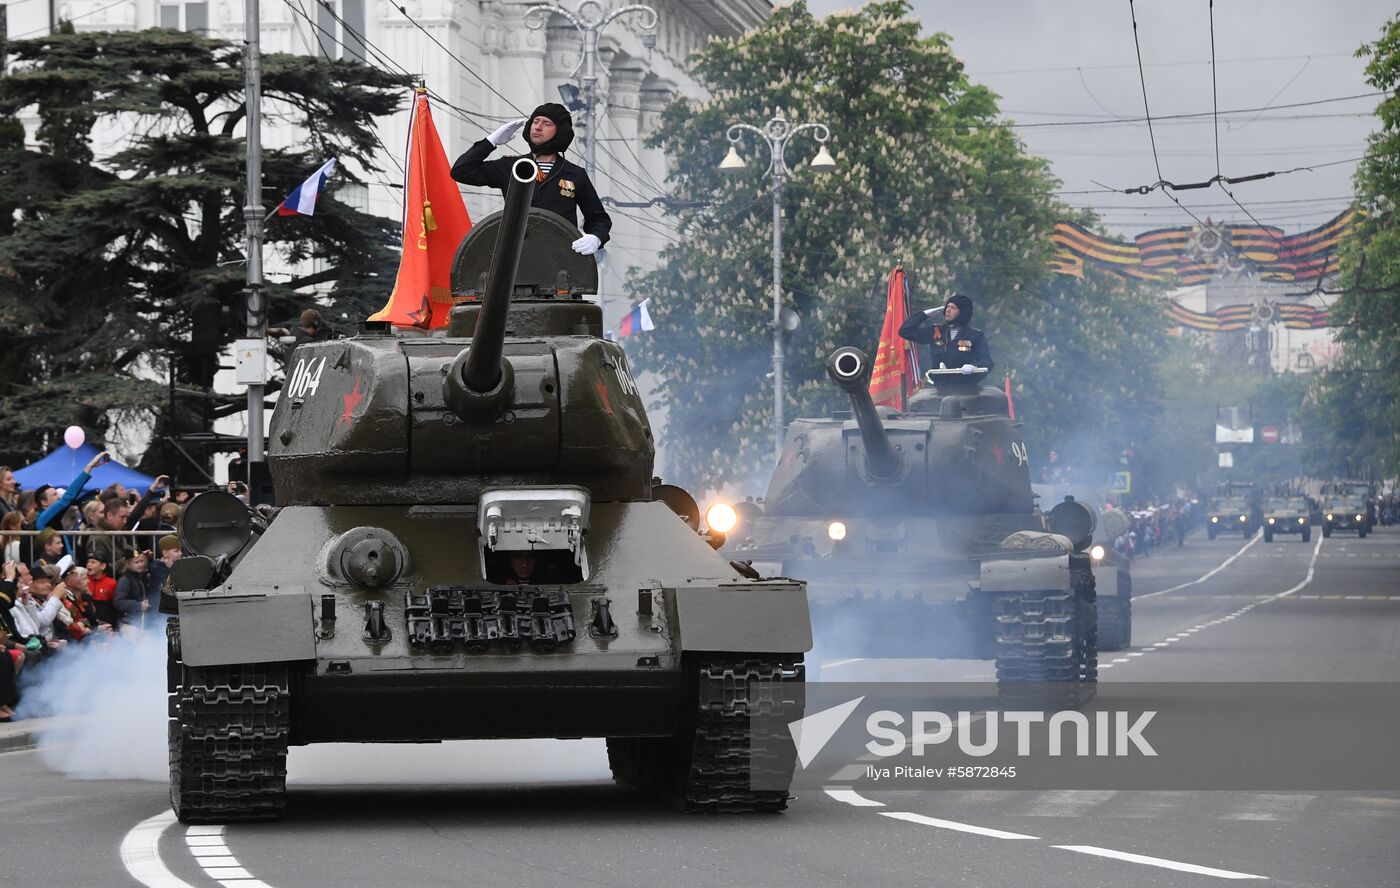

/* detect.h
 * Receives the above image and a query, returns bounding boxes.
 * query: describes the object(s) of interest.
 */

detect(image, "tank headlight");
[1267,518,1275,525]
[827,520,847,541]
[705,502,738,534]
[1210,516,1219,523]
[1090,544,1106,561]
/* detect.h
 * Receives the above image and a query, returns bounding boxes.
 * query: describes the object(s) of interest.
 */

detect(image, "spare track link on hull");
[607,656,805,813]
[167,619,292,823]
[993,571,1097,701]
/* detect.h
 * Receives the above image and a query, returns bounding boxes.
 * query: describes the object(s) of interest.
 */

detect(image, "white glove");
[488,118,526,146]
[960,365,976,375]
[571,234,601,255]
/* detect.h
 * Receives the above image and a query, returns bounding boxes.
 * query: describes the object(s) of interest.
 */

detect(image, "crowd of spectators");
[1106,499,1199,559]
[0,452,189,722]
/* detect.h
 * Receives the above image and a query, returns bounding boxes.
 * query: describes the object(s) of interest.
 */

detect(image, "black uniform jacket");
[898,311,995,374]
[451,139,612,245]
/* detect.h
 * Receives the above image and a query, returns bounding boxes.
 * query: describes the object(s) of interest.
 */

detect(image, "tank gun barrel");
[826,347,901,479]
[446,158,537,418]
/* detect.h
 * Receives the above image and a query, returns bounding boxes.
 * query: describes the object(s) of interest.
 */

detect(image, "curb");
[0,725,41,753]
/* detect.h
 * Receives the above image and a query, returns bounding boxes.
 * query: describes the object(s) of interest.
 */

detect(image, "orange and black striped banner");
[1051,210,1358,285]
[1164,300,1333,331]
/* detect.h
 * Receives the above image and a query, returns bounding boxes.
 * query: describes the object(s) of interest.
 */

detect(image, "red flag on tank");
[368,90,472,330]
[868,266,922,410]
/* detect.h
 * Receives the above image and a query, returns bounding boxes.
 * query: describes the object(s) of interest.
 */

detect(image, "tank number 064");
[288,356,328,399]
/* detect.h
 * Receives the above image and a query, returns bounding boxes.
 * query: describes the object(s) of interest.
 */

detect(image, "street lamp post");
[523,0,659,178]
[720,109,836,458]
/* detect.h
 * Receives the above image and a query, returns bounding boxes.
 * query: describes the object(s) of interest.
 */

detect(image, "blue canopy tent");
[14,443,155,497]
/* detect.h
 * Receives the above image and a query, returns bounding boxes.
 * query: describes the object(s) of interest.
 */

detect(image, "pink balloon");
[64,426,85,449]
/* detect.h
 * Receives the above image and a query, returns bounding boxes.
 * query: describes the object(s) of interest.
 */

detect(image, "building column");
[600,62,647,328]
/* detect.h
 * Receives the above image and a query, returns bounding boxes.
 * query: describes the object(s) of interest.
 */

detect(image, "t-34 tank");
[721,346,1096,687]
[165,159,810,822]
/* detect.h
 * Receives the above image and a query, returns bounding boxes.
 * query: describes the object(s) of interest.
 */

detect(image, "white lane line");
[1053,844,1267,880]
[824,788,885,807]
[881,811,1038,840]
[1271,532,1324,599]
[185,824,277,888]
[120,810,199,888]
[822,657,866,669]
[1137,531,1260,600]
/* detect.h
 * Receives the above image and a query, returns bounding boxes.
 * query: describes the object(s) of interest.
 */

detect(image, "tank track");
[167,620,291,823]
[993,569,1096,701]
[1098,572,1132,652]
[607,656,804,813]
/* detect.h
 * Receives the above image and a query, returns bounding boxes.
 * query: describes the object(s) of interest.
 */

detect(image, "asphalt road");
[3,525,1397,888]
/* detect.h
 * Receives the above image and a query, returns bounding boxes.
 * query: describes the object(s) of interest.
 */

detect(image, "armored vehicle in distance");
[165,160,811,822]
[1206,482,1260,540]
[1263,494,1312,543]
[1322,481,1373,538]
[721,347,1097,689]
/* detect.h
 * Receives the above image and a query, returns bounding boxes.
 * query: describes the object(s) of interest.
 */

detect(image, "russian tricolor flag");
[276,158,337,216]
[609,299,655,340]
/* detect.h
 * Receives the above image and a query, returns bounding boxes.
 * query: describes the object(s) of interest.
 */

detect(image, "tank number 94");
[1010,441,1028,466]
[288,356,328,399]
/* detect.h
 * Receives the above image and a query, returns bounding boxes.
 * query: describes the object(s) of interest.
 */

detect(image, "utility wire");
[1208,0,1221,179]
[1128,0,1165,184]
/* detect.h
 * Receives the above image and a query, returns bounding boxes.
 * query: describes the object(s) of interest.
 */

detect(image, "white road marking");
[1271,532,1324,599]
[824,788,885,807]
[120,810,198,888]
[821,658,865,669]
[881,811,1038,839]
[1053,844,1268,879]
[184,824,276,888]
[1137,531,1261,600]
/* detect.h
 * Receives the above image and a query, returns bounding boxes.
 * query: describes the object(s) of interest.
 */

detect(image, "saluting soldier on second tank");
[450,103,612,256]
[898,292,994,374]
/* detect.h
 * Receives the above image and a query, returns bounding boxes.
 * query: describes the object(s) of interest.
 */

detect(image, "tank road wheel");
[168,619,291,823]
[607,656,804,813]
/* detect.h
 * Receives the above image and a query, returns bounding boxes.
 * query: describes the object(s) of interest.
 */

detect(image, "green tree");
[630,1,1168,489]
[1315,13,1400,478]
[0,28,405,467]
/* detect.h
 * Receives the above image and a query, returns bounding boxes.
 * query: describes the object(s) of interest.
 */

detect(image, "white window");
[158,2,208,33]
[314,0,367,62]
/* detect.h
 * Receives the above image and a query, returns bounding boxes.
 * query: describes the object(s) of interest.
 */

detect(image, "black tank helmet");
[526,103,575,155]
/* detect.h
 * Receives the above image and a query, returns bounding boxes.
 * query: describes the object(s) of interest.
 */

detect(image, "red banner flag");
[869,266,922,410]
[369,90,472,329]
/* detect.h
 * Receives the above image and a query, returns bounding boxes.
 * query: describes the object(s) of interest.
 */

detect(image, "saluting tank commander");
[450,103,612,256]
[898,292,994,375]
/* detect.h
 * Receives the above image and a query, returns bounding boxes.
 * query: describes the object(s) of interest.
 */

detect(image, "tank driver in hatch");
[898,292,994,375]
[451,103,613,256]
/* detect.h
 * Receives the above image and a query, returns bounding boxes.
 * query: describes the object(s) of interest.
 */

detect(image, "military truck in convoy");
[1262,492,1312,543]
[164,160,811,822]
[718,347,1098,689]
[1206,482,1261,539]
[1322,480,1373,538]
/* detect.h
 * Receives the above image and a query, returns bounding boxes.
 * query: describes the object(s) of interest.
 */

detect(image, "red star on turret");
[339,378,365,427]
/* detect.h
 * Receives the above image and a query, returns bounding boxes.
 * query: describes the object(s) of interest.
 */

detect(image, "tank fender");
[979,557,1071,594]
[176,586,315,667]
[672,581,812,653]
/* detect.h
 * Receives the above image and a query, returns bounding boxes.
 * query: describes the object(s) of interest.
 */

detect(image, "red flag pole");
[1004,374,1016,420]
